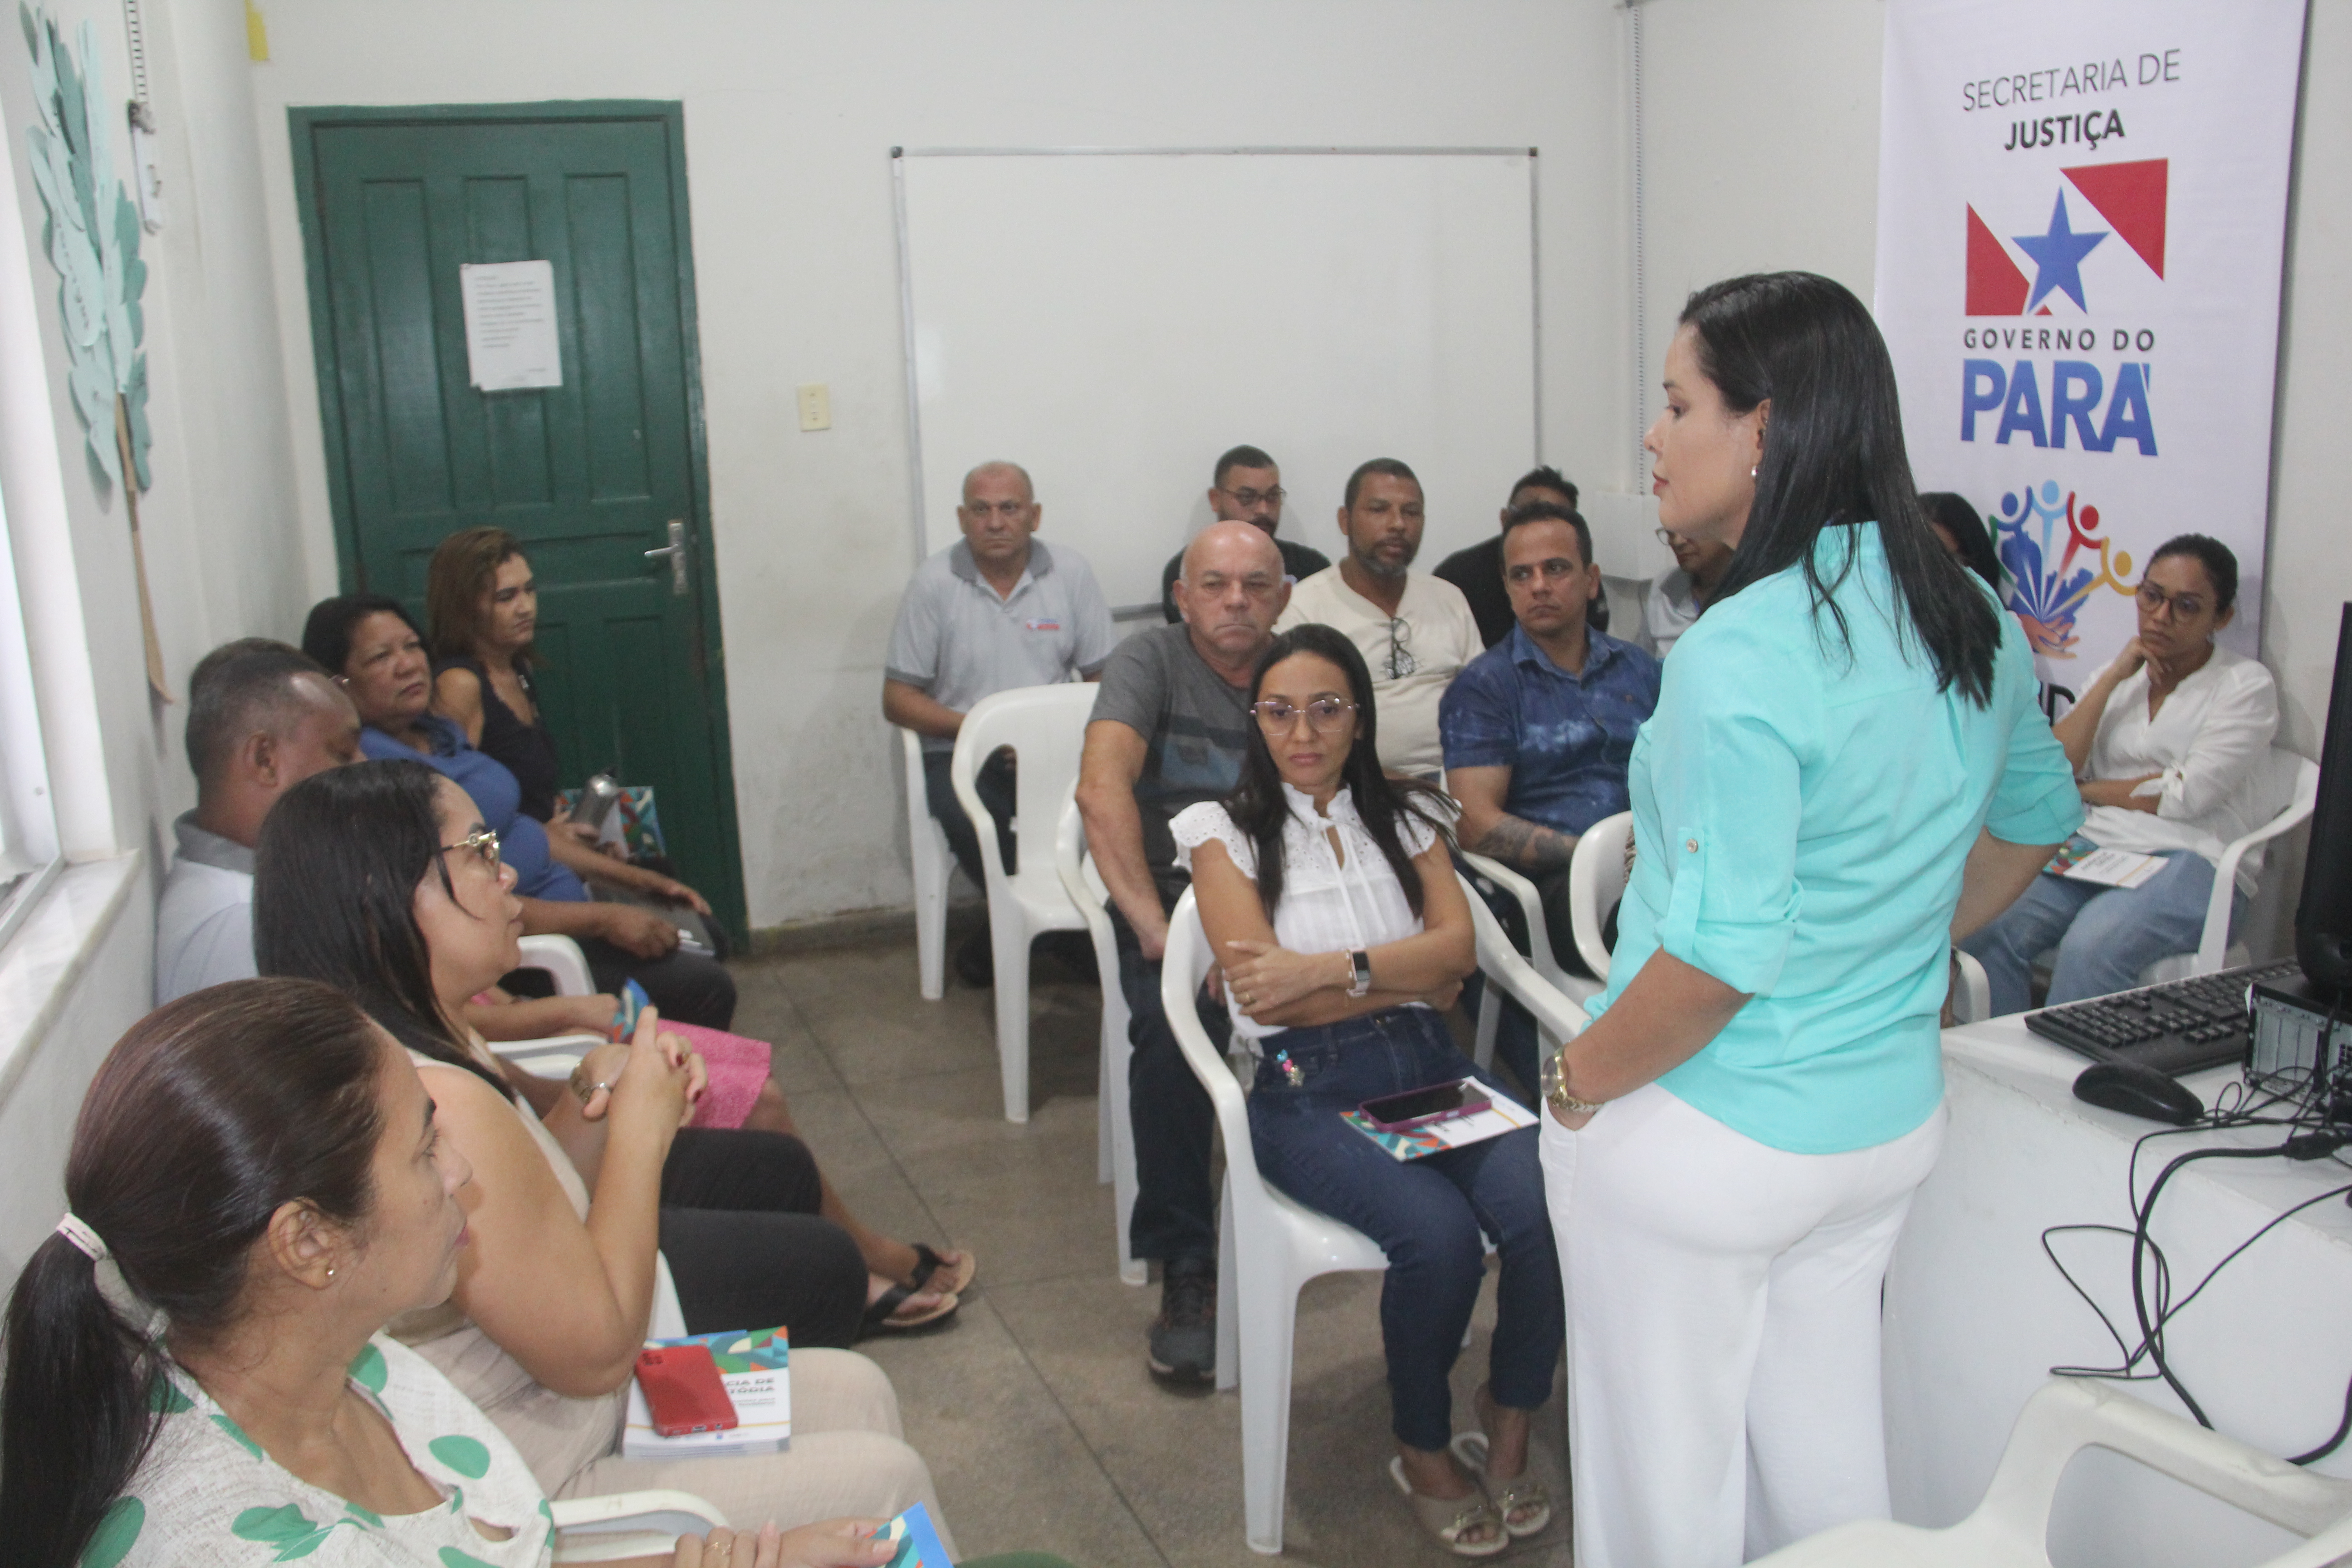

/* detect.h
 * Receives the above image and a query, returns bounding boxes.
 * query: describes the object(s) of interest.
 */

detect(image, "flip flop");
[902,1242,976,1298]
[862,1278,960,1333]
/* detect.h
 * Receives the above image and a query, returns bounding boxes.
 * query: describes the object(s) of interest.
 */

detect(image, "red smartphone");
[635,1344,738,1438]
[1360,1078,1490,1133]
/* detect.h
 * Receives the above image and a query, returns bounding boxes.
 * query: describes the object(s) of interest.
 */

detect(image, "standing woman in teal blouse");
[1538,273,2083,1568]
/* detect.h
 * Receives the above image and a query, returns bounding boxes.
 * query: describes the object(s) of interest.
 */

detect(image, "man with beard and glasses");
[1157,445,1329,624]
[1275,458,1480,780]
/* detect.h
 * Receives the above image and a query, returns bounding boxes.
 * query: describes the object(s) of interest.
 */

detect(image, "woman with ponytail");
[1534,273,2085,1567]
[0,979,895,1568]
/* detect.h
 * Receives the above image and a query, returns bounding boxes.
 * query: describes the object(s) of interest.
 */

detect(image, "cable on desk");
[2042,1088,2352,1463]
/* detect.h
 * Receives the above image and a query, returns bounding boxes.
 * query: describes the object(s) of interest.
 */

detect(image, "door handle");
[644,519,688,597]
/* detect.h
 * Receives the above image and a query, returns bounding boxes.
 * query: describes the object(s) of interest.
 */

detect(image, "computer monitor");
[2294,603,2352,996]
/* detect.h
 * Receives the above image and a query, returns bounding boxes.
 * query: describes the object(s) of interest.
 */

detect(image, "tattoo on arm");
[1475,814,1577,873]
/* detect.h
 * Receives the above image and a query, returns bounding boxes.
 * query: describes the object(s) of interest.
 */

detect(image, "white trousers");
[1542,1082,1946,1568]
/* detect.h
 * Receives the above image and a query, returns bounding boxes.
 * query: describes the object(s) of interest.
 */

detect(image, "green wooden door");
[292,104,745,942]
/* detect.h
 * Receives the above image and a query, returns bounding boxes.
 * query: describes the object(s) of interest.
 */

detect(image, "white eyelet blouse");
[1172,783,1449,1039]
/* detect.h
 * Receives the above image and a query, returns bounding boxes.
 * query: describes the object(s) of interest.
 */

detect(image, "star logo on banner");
[2012,192,2107,313]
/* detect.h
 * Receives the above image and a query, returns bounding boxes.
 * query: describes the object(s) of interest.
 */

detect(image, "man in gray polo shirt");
[884,460,1117,985]
[156,639,363,1004]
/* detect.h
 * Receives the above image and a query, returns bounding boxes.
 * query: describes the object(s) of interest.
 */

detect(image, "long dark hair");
[253,759,510,1098]
[1223,624,1453,921]
[0,980,386,1568]
[1920,492,2003,592]
[1685,273,2001,705]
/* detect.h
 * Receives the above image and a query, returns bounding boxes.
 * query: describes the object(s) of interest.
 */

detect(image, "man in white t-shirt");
[1274,458,1480,779]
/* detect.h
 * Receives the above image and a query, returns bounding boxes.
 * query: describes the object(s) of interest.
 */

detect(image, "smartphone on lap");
[1360,1078,1490,1133]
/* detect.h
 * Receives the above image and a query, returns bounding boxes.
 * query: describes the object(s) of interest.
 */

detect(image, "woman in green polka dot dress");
[0,980,898,1568]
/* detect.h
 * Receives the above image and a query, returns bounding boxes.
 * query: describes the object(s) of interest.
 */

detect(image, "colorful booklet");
[872,1502,953,1567]
[1342,1092,1538,1161]
[2044,838,2166,889]
[622,1326,789,1459]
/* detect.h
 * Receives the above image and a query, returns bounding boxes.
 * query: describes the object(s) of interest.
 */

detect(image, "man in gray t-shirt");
[1076,521,1287,1383]
[884,461,1115,985]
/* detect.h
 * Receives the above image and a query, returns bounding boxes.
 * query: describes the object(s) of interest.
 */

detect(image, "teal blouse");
[1588,522,2082,1154]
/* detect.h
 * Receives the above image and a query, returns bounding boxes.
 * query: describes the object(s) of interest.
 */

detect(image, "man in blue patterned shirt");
[1442,501,1661,1085]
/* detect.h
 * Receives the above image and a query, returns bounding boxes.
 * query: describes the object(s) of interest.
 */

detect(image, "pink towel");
[665,1021,774,1129]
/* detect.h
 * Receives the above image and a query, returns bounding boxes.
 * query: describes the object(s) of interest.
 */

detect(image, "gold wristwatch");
[1539,1046,1602,1117]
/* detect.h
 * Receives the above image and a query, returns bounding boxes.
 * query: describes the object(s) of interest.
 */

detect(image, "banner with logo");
[1873,0,2306,698]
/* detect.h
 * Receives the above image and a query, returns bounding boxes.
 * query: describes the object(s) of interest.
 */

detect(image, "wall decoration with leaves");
[21,4,167,697]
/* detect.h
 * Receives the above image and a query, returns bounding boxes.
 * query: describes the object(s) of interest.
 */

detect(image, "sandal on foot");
[862,1278,960,1333]
[903,1242,976,1298]
[1448,1430,1553,1539]
[1387,1456,1507,1558]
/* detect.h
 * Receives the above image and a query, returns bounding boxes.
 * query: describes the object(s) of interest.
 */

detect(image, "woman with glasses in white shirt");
[1173,624,1561,1558]
[1964,533,2283,1013]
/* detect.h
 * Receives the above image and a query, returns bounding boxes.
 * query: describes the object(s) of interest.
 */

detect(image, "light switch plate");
[797,383,832,431]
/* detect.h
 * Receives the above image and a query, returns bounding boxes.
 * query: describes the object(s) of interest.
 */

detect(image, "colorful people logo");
[1991,480,2137,659]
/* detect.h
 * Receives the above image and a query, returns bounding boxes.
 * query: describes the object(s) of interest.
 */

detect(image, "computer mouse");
[2072,1060,2206,1127]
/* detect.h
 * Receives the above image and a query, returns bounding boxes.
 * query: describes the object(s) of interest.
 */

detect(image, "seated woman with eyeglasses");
[1174,624,1561,1558]
[0,978,909,1568]
[1963,534,2283,1013]
[252,760,962,1536]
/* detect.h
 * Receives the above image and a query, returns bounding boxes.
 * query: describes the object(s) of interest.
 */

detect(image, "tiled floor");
[730,921,1573,1568]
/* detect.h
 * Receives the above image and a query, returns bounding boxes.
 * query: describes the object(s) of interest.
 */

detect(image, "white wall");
[0,0,302,1215]
[0,0,313,859]
[2263,0,2352,759]
[246,0,1634,927]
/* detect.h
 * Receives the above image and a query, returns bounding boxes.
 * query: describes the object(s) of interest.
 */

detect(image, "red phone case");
[636,1344,739,1438]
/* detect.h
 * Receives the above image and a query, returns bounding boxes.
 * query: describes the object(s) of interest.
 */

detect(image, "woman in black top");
[426,528,714,920]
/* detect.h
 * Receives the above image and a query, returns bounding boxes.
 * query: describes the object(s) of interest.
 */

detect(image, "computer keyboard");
[2024,960,2303,1076]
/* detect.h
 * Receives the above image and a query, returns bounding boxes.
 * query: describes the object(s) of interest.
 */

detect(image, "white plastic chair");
[1750,1377,2352,1567]
[1950,949,1993,1025]
[901,726,956,1001]
[520,933,596,996]
[1055,789,1144,1285]
[553,1487,727,1562]
[1458,843,1607,1073]
[1566,810,1634,980]
[2136,748,2319,984]
[1161,877,1588,1555]
[951,683,1097,1122]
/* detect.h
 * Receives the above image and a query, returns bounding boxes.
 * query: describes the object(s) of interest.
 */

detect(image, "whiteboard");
[895,149,1539,611]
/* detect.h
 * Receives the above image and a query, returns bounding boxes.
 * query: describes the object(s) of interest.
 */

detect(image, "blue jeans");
[1961,843,2245,1015]
[1114,904,1226,1263]
[1246,1007,1562,1451]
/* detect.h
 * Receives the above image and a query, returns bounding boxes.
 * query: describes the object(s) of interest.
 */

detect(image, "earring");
[1750,466,1759,479]
[325,1267,336,1279]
